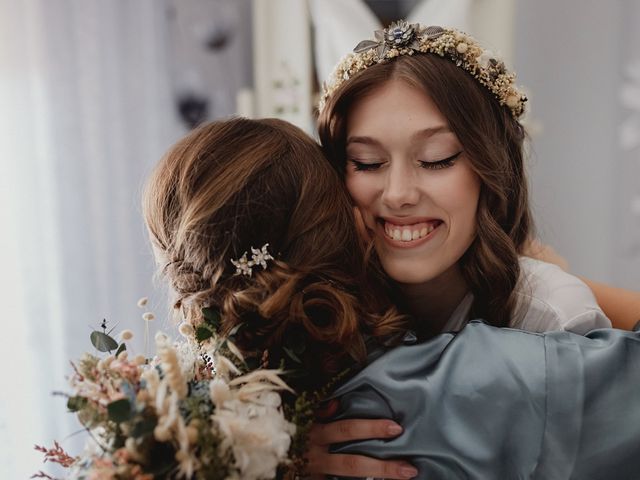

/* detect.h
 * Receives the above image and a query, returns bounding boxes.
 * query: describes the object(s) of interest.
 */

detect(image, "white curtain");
[0,1,183,477]
[616,0,640,288]
[515,0,639,289]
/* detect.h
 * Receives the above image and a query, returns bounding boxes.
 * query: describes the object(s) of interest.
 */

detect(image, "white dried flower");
[506,94,520,108]
[209,378,232,406]
[178,322,195,338]
[172,341,199,378]
[477,50,494,69]
[229,369,294,394]
[137,297,148,308]
[225,339,244,362]
[124,437,145,463]
[120,329,134,341]
[186,425,199,445]
[214,354,241,379]
[133,354,146,366]
[156,333,188,399]
[142,312,155,321]
[213,392,295,480]
[154,424,172,442]
[97,355,115,371]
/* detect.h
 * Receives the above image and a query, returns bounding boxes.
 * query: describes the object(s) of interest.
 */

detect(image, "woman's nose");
[381,162,420,210]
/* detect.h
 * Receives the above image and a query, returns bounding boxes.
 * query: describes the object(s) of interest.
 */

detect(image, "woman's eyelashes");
[349,159,383,171]
[347,151,463,172]
[419,151,463,170]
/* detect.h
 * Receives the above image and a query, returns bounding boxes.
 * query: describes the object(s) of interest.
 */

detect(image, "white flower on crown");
[477,50,494,70]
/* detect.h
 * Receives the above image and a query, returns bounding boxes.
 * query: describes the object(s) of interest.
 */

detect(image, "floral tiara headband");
[319,20,527,118]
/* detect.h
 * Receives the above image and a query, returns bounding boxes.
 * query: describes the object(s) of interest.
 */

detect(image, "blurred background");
[1,0,638,477]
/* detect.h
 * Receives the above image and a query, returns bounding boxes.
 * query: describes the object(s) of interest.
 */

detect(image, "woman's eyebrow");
[346,126,453,148]
[347,126,452,146]
[346,136,382,147]
[410,125,452,141]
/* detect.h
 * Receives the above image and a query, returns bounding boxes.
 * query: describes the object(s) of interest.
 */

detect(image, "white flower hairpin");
[230,243,274,277]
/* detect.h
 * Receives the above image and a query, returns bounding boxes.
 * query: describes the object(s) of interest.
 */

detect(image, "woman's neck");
[397,266,470,334]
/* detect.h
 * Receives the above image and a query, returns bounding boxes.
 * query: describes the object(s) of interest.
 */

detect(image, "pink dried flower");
[34,441,77,468]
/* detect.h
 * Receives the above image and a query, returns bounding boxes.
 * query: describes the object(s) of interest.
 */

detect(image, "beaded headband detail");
[319,20,527,118]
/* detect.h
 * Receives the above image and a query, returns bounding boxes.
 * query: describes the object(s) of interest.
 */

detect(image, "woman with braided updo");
[143,117,406,391]
[141,117,640,479]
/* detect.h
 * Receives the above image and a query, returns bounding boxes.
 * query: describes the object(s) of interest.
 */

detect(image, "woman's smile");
[379,218,443,247]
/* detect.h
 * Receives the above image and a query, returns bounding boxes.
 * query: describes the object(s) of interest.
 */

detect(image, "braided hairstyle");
[143,118,406,388]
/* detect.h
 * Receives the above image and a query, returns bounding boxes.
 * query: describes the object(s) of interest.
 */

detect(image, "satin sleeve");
[329,321,640,479]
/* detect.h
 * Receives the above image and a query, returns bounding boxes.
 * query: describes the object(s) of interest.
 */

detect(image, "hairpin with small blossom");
[230,243,274,277]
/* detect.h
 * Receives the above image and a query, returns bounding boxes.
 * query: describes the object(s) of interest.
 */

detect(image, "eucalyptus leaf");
[354,39,379,53]
[202,307,221,329]
[107,398,132,423]
[291,339,306,355]
[148,441,177,475]
[195,325,213,342]
[132,417,157,438]
[113,428,126,449]
[283,346,302,364]
[115,342,126,357]
[244,356,261,371]
[91,331,118,352]
[67,395,88,412]
[284,329,306,355]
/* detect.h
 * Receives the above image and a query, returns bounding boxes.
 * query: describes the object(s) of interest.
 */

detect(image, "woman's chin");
[381,259,437,285]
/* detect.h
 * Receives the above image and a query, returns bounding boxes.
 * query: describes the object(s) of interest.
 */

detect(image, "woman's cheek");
[346,174,373,207]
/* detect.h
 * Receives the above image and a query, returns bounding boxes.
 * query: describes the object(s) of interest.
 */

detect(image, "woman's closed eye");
[348,158,384,172]
[419,151,463,170]
[348,151,463,172]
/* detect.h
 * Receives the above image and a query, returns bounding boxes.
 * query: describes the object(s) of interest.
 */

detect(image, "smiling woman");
[318,25,610,336]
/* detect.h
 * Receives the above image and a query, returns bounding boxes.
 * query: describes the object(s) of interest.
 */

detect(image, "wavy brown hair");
[317,54,533,327]
[143,118,405,388]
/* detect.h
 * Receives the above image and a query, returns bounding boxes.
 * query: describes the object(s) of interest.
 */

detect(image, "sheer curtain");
[616,0,640,288]
[515,0,639,288]
[0,1,183,477]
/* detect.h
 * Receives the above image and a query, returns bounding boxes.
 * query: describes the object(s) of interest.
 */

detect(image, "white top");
[442,257,611,334]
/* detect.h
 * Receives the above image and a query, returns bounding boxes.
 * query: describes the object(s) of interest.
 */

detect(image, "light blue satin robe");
[330,321,640,479]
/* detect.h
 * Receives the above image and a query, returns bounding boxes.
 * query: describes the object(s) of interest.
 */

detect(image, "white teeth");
[384,221,439,242]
